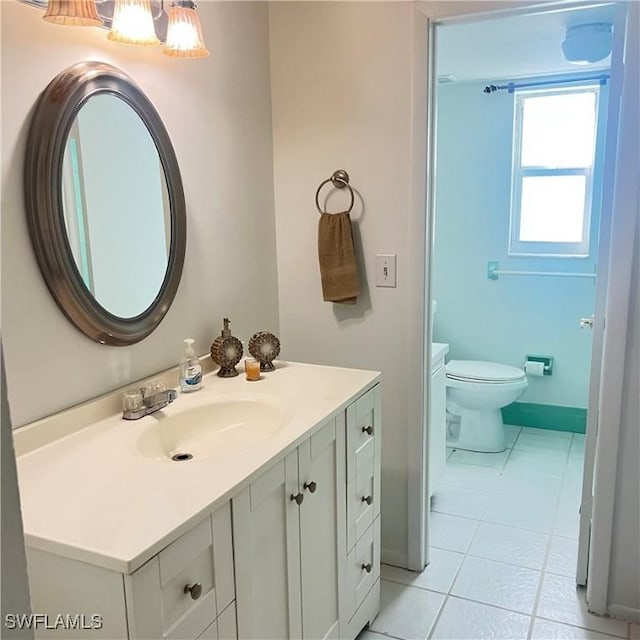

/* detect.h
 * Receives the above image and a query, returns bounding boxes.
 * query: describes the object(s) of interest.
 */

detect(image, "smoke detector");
[562,23,613,65]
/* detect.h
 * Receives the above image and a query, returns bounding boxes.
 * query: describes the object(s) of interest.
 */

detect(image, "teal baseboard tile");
[501,402,587,434]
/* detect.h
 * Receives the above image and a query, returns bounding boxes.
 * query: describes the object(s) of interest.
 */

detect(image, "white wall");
[1,1,279,427]
[432,80,602,408]
[269,1,415,564]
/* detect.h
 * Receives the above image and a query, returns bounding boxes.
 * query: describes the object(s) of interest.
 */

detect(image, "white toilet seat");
[446,360,526,384]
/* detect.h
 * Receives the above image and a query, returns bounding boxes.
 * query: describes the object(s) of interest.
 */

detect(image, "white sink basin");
[136,397,285,462]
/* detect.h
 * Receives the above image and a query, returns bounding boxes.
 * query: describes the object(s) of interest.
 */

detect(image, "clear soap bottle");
[179,338,203,392]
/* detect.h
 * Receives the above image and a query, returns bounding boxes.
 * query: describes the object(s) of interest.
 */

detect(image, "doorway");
[411,0,628,607]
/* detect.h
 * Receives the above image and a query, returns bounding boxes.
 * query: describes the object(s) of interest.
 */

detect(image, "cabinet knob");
[361,563,373,574]
[184,582,203,600]
[303,481,317,493]
[362,425,373,435]
[361,495,373,505]
[290,492,304,505]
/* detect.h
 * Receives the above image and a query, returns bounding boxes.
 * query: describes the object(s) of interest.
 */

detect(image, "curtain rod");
[483,73,609,94]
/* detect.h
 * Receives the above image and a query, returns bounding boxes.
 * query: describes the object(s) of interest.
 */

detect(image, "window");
[509,86,600,257]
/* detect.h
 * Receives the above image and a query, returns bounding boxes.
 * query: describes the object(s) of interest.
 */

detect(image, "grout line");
[426,593,450,640]
[435,591,534,619]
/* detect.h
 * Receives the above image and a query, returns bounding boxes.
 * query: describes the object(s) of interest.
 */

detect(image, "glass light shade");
[164,4,209,58]
[108,0,160,46]
[43,0,103,26]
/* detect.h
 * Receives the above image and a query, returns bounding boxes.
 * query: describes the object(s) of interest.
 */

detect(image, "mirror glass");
[61,95,170,318]
[24,62,186,345]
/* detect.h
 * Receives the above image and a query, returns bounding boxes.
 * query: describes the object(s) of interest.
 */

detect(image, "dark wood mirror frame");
[24,61,186,346]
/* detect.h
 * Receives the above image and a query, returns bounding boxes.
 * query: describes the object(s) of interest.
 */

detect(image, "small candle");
[245,358,261,381]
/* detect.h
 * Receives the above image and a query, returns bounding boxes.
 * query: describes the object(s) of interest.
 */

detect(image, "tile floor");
[360,426,636,640]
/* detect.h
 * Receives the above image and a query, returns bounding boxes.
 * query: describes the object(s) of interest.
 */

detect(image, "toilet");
[445,360,528,453]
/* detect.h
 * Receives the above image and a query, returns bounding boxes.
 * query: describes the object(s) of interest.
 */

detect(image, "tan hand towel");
[318,211,361,304]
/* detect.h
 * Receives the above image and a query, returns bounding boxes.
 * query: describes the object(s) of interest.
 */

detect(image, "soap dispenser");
[180,338,203,392]
[210,318,243,377]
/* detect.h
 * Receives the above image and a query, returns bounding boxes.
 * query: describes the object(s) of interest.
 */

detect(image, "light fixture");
[164,1,209,58]
[562,23,612,65]
[108,0,161,46]
[42,0,103,27]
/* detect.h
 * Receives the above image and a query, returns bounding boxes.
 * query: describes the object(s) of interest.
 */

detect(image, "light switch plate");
[375,254,397,287]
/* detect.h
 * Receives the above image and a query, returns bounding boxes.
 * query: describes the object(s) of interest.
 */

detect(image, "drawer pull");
[361,563,373,574]
[290,492,304,505]
[184,582,203,600]
[303,481,317,493]
[361,495,373,505]
[362,425,373,435]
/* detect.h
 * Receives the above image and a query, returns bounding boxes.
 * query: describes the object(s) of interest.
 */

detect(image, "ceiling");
[436,3,616,83]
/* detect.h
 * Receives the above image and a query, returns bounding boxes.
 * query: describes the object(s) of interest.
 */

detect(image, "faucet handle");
[141,380,166,399]
[122,389,146,420]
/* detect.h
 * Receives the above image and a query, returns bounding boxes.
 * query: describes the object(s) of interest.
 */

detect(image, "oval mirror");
[24,62,186,345]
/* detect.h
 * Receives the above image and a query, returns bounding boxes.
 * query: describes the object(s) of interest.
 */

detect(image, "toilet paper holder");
[524,355,553,376]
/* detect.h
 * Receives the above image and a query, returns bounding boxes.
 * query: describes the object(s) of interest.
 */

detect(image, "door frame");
[407,0,633,586]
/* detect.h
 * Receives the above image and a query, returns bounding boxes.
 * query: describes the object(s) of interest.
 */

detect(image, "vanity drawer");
[126,503,235,639]
[347,387,376,456]
[345,518,380,621]
[347,437,375,550]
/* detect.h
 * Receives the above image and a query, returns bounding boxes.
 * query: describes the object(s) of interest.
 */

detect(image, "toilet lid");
[446,360,525,382]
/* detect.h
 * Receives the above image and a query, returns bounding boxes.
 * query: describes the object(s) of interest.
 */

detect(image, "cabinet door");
[233,451,302,640]
[298,417,345,640]
[429,364,446,492]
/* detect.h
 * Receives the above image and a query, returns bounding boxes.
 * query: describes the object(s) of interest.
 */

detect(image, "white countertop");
[15,361,380,575]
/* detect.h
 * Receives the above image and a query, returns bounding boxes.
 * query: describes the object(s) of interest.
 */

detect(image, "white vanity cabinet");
[233,384,381,640]
[429,343,449,494]
[25,503,237,640]
[17,364,381,640]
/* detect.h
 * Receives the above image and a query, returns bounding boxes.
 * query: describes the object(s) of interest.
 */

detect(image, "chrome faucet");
[122,382,177,420]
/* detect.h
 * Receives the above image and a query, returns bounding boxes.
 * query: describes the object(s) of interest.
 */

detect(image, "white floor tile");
[554,506,581,539]
[371,580,444,640]
[439,462,501,492]
[430,512,478,553]
[483,493,556,533]
[532,618,623,639]
[504,448,568,478]
[493,469,562,503]
[537,574,629,637]
[559,476,584,509]
[522,428,572,440]
[515,432,572,453]
[447,448,510,469]
[430,596,530,640]
[432,485,491,520]
[468,521,549,570]
[546,536,579,577]
[382,548,464,594]
[451,556,541,614]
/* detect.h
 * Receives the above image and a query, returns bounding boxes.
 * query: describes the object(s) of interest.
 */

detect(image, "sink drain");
[171,452,193,462]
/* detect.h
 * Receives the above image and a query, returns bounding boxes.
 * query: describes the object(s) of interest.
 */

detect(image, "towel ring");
[315,169,354,215]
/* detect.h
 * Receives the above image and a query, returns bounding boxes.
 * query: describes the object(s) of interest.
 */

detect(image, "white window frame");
[509,84,601,258]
